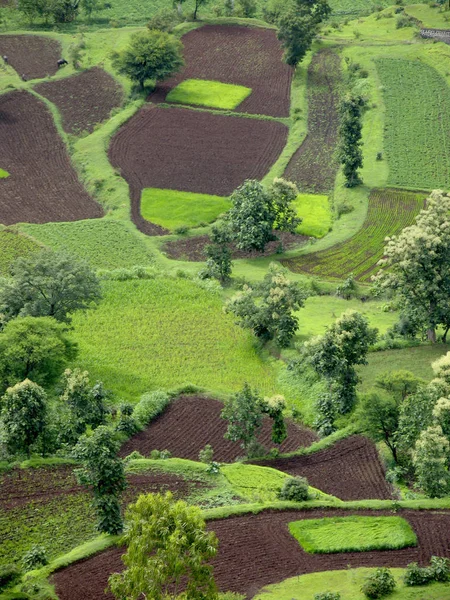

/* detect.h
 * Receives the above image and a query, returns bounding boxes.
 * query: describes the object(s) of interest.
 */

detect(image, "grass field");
[254,568,450,600]
[288,516,417,554]
[221,464,290,502]
[0,168,9,178]
[140,188,231,231]
[20,220,155,270]
[376,58,450,190]
[70,277,279,402]
[406,3,450,28]
[0,229,41,275]
[294,194,332,238]
[166,79,252,110]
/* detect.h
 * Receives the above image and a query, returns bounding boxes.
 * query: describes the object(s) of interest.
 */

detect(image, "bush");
[0,565,21,591]
[361,568,396,599]
[132,391,171,428]
[396,14,416,28]
[403,562,433,586]
[315,593,341,600]
[278,476,309,501]
[199,444,214,463]
[124,450,144,461]
[430,556,450,582]
[336,202,354,218]
[149,449,172,459]
[22,545,48,571]
[147,7,180,32]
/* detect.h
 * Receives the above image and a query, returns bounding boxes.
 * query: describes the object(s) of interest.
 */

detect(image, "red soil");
[256,436,393,501]
[0,35,60,80]
[0,90,103,225]
[285,49,342,193]
[53,508,450,600]
[35,67,123,135]
[120,395,318,462]
[108,105,288,235]
[150,25,293,118]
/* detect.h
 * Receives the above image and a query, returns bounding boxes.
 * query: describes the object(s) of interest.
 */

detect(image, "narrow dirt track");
[0,90,103,225]
[0,35,60,80]
[53,508,450,600]
[257,436,393,501]
[120,395,318,462]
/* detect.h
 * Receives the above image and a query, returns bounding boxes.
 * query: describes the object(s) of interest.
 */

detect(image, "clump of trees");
[337,94,365,188]
[17,0,105,23]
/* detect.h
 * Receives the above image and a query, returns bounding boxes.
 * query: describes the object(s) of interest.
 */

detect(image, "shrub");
[199,444,214,463]
[315,593,341,600]
[336,202,354,218]
[124,450,144,462]
[22,545,48,571]
[430,556,450,582]
[278,476,309,501]
[206,461,220,475]
[147,7,180,31]
[361,568,396,599]
[150,449,172,459]
[132,391,171,428]
[0,565,21,591]
[403,562,433,586]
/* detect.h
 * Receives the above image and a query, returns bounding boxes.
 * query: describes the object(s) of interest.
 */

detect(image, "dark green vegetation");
[0,230,40,276]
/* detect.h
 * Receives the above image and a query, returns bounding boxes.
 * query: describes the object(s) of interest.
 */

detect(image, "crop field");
[376,58,450,190]
[140,188,231,231]
[0,34,60,80]
[53,508,450,600]
[283,189,426,281]
[109,105,287,235]
[0,90,103,225]
[20,220,154,270]
[120,395,317,461]
[0,228,41,275]
[294,193,332,238]
[284,49,342,193]
[221,464,291,502]
[288,516,417,554]
[151,25,293,118]
[166,79,252,110]
[35,67,123,135]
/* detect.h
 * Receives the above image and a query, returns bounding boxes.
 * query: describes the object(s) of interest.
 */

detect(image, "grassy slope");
[406,3,450,28]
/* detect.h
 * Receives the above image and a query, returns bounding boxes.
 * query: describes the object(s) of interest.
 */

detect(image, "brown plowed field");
[285,49,342,193]
[0,35,60,80]
[53,508,450,600]
[0,90,103,225]
[35,67,123,135]
[256,436,393,501]
[120,395,318,462]
[149,25,293,118]
[109,106,288,236]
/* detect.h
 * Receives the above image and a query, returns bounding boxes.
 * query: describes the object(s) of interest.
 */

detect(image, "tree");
[375,370,424,403]
[413,425,450,498]
[228,180,276,252]
[373,191,450,343]
[397,385,438,453]
[193,0,211,19]
[0,250,101,325]
[269,178,301,234]
[226,263,306,347]
[108,492,218,600]
[202,221,233,283]
[74,426,127,534]
[1,380,47,458]
[17,0,52,22]
[221,383,263,454]
[359,393,400,462]
[337,94,364,188]
[262,394,287,444]
[60,368,107,436]
[113,29,184,89]
[433,397,450,438]
[80,0,104,19]
[0,317,77,390]
[50,0,80,22]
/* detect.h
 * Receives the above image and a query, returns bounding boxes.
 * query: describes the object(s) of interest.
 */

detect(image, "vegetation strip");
[166,79,252,110]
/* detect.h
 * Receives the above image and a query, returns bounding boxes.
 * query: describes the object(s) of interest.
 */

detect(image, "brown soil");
[285,49,342,193]
[109,105,288,236]
[120,395,318,462]
[164,231,309,262]
[35,67,123,135]
[0,35,61,80]
[149,25,293,118]
[52,508,450,600]
[256,436,393,501]
[0,90,103,225]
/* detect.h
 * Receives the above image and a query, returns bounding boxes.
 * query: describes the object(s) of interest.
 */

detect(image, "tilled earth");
[0,35,61,80]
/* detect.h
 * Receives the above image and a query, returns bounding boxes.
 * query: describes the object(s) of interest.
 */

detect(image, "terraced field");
[283,189,425,281]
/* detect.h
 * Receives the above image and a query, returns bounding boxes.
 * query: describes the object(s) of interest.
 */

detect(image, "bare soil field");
[164,231,308,261]
[285,49,342,193]
[109,106,287,235]
[0,90,103,225]
[53,508,450,600]
[35,67,123,134]
[0,35,60,80]
[120,395,318,462]
[257,436,393,501]
[150,25,293,118]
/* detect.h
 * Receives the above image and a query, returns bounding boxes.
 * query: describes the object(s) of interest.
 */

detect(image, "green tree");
[433,397,450,438]
[262,394,287,444]
[80,0,103,19]
[49,0,80,22]
[397,385,438,453]
[60,368,107,436]
[373,191,450,343]
[375,370,424,403]
[269,178,301,234]
[1,379,47,458]
[202,222,233,283]
[108,491,218,600]
[193,0,211,19]
[113,29,184,89]
[221,383,263,454]
[0,317,77,390]
[337,94,364,188]
[0,250,101,325]
[359,392,400,462]
[413,425,450,498]
[74,426,127,534]
[17,0,52,22]
[226,263,306,347]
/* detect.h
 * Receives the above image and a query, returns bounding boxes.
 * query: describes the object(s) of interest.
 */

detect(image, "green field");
[283,189,425,281]
[140,188,231,231]
[0,168,9,178]
[20,220,155,270]
[376,58,450,190]
[0,229,41,275]
[288,516,417,554]
[70,277,279,402]
[166,79,252,110]
[221,464,290,502]
[254,568,450,600]
[294,194,332,238]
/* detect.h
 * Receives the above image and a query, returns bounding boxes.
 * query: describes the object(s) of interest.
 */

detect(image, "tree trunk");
[427,327,437,343]
[443,325,450,344]
[194,0,198,19]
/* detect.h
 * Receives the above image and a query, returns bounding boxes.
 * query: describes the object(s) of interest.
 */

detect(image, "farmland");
[0,35,60,80]
[166,79,252,110]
